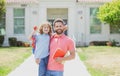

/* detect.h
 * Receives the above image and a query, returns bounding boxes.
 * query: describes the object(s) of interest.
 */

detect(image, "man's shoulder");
[64,36,74,42]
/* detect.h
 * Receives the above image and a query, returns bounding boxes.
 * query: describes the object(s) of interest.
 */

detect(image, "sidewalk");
[7,53,91,76]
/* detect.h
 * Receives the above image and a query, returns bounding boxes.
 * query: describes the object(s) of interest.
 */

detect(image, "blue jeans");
[46,70,63,76]
[38,56,48,76]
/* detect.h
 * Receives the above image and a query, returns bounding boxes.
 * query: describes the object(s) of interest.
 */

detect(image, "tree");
[0,0,5,46]
[97,0,120,31]
[0,0,5,21]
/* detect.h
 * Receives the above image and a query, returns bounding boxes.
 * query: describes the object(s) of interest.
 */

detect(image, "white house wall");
[4,4,39,46]
[88,4,120,44]
[110,34,120,42]
[76,3,120,46]
[4,6,13,46]
[28,4,40,36]
[38,1,77,38]
[76,5,87,46]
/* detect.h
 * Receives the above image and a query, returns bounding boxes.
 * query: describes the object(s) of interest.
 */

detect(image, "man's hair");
[53,18,65,26]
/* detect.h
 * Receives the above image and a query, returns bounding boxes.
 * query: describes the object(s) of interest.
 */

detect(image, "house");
[1,0,120,46]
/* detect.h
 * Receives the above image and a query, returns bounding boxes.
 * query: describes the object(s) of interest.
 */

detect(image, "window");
[0,14,6,35]
[110,25,120,34]
[90,8,101,34]
[14,8,25,34]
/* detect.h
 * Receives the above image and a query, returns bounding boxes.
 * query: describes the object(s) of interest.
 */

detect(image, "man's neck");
[56,33,64,36]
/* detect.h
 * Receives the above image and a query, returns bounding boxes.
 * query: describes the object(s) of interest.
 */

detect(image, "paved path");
[8,53,91,76]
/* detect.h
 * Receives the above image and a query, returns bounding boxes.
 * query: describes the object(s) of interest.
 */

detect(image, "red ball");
[33,26,37,30]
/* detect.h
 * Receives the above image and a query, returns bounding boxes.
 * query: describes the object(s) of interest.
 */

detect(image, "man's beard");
[55,29,63,35]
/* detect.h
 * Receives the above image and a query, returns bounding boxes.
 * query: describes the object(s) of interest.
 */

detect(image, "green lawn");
[0,47,32,76]
[77,46,120,76]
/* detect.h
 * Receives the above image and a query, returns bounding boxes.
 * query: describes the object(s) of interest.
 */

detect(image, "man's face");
[54,22,64,35]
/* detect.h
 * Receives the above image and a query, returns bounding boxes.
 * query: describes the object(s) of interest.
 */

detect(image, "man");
[46,18,76,76]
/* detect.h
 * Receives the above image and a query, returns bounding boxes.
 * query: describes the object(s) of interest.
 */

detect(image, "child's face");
[42,25,50,34]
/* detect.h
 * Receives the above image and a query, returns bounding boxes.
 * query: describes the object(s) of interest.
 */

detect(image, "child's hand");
[63,25,68,32]
[33,26,37,31]
[35,58,40,64]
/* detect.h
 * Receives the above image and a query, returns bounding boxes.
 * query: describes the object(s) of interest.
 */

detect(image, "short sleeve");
[32,33,38,41]
[32,35,36,39]
[67,39,76,51]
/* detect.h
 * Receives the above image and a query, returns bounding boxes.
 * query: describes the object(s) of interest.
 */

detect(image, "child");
[31,26,37,54]
[29,22,52,76]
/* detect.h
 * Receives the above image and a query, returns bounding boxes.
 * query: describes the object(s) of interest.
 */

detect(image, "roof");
[77,0,112,3]
[6,0,39,4]
[6,0,112,4]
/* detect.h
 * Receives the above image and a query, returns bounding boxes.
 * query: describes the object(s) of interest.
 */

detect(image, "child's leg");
[38,58,45,76]
[32,48,35,54]
[44,56,49,75]
[38,56,48,76]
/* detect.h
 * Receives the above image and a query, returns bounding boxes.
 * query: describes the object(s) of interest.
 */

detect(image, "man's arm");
[55,50,75,63]
[55,38,76,63]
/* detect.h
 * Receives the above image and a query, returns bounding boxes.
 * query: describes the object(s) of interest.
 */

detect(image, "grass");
[77,46,120,76]
[0,47,32,76]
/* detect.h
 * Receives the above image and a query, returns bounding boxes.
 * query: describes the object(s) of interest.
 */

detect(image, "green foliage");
[0,0,6,21]
[97,0,120,27]
[0,35,4,47]
[77,51,87,61]
[87,64,107,76]
[8,37,17,46]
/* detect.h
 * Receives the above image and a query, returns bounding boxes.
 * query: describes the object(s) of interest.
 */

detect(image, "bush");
[0,35,4,47]
[23,42,30,47]
[16,41,23,47]
[90,41,108,46]
[8,37,17,46]
[111,40,119,46]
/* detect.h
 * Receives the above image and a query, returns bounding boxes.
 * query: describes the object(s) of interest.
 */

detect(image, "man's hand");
[35,58,40,64]
[55,57,63,63]
[55,50,75,64]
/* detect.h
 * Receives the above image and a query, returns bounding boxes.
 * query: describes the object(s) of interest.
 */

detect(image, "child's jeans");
[38,56,48,76]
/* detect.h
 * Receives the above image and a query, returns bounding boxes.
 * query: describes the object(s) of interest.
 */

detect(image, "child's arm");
[63,25,68,32]
[29,26,38,40]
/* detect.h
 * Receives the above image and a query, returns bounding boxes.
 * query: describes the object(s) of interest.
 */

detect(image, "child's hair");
[39,22,52,36]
